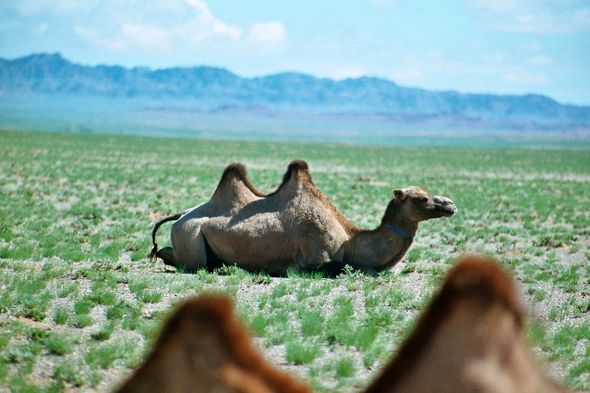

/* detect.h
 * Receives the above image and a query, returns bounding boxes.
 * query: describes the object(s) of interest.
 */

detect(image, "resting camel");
[150,160,457,275]
[116,256,567,392]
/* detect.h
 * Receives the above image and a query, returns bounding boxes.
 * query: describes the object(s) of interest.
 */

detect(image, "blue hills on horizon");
[1,52,589,135]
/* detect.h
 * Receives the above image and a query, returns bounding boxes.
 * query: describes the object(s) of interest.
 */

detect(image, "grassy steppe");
[0,129,589,392]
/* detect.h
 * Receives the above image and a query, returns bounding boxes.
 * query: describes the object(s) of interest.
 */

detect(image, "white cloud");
[482,52,507,63]
[392,70,424,82]
[114,24,172,52]
[11,0,101,16]
[75,24,173,52]
[182,0,242,39]
[573,8,590,29]
[468,0,590,34]
[9,0,298,55]
[526,55,553,66]
[470,0,516,13]
[212,21,242,39]
[426,49,443,60]
[519,39,540,52]
[365,0,399,8]
[247,22,287,44]
[183,0,211,15]
[0,20,19,31]
[502,70,550,85]
[332,69,366,80]
[32,23,49,35]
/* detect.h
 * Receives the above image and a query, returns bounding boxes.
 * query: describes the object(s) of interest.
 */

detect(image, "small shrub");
[73,314,93,328]
[138,290,162,304]
[272,282,290,298]
[53,306,70,325]
[362,345,384,368]
[121,317,141,331]
[406,247,423,263]
[89,370,103,388]
[8,341,42,368]
[57,283,78,298]
[86,288,117,306]
[300,310,325,337]
[74,299,93,315]
[285,342,321,365]
[335,357,355,378]
[53,362,85,388]
[27,328,49,343]
[351,324,379,351]
[45,334,74,356]
[249,313,270,336]
[128,280,148,294]
[91,322,115,341]
[0,334,10,350]
[106,301,141,320]
[85,344,118,368]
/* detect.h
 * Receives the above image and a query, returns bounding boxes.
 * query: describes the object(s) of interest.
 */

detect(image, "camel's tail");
[149,209,190,261]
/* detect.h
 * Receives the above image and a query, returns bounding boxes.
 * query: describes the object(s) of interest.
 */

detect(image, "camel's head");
[393,186,457,221]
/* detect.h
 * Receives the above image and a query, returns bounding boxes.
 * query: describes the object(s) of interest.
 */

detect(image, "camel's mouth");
[438,205,457,217]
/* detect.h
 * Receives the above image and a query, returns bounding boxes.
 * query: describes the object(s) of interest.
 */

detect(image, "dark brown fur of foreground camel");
[364,255,567,393]
[117,256,567,393]
[116,295,310,393]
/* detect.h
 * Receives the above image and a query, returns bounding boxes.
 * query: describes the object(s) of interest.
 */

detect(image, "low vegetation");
[0,129,589,391]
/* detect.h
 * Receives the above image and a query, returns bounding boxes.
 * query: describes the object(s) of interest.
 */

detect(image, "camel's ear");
[393,189,407,201]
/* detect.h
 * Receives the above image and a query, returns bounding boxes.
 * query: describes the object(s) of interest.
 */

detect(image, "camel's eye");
[419,197,428,203]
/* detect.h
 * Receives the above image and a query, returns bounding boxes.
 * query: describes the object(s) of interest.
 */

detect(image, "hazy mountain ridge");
[1,53,589,131]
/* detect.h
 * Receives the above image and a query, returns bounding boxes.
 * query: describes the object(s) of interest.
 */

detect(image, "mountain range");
[1,53,589,133]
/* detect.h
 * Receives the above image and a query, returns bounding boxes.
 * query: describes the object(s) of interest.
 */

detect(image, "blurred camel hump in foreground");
[365,255,567,393]
[116,295,311,393]
[116,256,567,393]
[150,159,456,276]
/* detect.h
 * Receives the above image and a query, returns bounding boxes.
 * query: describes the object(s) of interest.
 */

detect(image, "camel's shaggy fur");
[365,255,567,393]
[116,295,311,393]
[117,256,566,393]
[150,160,457,275]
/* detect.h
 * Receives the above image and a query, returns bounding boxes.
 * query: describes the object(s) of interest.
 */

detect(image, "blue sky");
[1,0,589,105]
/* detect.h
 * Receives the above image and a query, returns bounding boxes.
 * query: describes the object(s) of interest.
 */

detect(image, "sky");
[1,0,589,106]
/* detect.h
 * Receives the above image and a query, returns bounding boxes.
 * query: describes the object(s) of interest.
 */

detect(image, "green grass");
[44,334,75,356]
[335,357,356,378]
[286,341,323,365]
[91,321,116,341]
[85,344,120,368]
[52,305,70,325]
[0,129,589,391]
[52,361,85,388]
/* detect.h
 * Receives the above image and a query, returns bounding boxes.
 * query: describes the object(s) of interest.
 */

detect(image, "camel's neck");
[385,223,413,239]
[344,200,418,272]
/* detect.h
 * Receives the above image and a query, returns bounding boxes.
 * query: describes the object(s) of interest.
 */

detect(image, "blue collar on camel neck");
[386,223,412,239]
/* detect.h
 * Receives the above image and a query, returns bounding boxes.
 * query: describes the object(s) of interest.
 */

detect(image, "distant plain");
[0,129,589,391]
